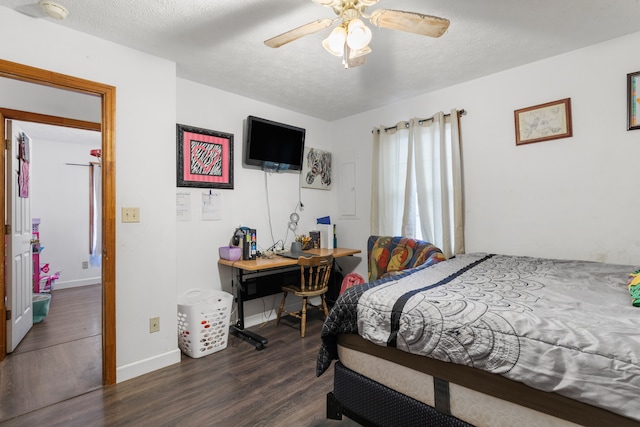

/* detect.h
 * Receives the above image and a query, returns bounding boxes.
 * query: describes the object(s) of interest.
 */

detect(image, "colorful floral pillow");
[367,236,445,282]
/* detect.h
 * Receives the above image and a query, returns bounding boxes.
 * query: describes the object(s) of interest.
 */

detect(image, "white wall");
[1,78,100,122]
[31,136,101,289]
[331,31,640,276]
[176,79,342,324]
[0,7,180,382]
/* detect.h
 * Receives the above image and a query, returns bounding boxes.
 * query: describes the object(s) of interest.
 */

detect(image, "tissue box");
[219,246,242,261]
[318,224,334,249]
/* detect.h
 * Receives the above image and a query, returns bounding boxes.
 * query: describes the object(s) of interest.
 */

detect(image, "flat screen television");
[244,115,306,171]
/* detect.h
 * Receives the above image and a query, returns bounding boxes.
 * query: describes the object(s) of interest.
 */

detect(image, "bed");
[316,253,640,427]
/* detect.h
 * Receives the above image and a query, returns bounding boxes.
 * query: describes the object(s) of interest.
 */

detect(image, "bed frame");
[328,362,473,427]
[326,334,638,427]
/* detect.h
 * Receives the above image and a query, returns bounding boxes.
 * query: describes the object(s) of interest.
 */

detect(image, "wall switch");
[82,261,89,269]
[122,207,140,223]
[149,317,160,333]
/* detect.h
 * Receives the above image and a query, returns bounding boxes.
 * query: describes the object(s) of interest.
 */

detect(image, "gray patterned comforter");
[317,253,640,421]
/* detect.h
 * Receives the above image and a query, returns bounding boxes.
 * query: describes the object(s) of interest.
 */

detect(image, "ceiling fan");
[264,0,450,69]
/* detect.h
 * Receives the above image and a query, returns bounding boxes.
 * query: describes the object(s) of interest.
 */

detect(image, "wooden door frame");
[0,59,116,386]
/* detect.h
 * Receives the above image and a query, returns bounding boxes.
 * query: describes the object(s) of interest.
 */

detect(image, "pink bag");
[339,273,366,295]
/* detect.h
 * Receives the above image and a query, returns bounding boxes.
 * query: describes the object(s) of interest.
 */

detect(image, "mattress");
[318,253,640,424]
[336,333,636,427]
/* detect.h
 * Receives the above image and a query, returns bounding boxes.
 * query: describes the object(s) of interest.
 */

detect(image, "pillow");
[628,270,640,307]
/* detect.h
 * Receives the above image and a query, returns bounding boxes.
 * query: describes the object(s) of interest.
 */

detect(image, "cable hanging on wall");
[263,168,306,252]
[288,212,300,233]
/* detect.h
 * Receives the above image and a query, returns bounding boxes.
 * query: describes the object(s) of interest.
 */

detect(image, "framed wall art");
[176,124,234,189]
[514,98,572,146]
[301,146,332,190]
[628,71,640,130]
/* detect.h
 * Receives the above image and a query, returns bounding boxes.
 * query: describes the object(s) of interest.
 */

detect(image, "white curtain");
[89,162,102,267]
[371,109,464,258]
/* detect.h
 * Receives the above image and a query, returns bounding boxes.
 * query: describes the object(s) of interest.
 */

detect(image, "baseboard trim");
[53,277,101,290]
[243,296,323,328]
[115,300,315,383]
[244,310,278,328]
[116,349,181,383]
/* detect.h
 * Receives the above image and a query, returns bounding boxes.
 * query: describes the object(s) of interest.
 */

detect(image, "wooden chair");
[275,254,334,337]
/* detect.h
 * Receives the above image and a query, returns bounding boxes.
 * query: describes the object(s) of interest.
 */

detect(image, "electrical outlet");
[122,207,140,223]
[82,261,89,269]
[149,317,160,333]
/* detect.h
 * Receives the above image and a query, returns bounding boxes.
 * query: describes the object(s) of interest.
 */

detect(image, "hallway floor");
[0,284,102,421]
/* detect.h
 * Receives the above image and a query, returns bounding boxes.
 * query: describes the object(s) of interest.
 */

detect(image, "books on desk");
[307,225,334,250]
[309,231,320,249]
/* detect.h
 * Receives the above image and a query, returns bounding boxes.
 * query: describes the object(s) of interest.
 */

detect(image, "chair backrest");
[298,255,334,292]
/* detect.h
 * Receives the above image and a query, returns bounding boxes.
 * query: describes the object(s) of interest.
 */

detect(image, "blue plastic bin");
[33,293,51,323]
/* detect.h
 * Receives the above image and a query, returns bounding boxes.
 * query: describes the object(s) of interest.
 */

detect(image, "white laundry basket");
[177,289,233,358]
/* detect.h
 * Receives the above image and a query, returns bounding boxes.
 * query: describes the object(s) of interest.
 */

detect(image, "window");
[371,111,464,258]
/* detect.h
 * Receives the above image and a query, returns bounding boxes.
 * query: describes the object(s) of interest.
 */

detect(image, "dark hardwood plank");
[1,312,359,426]
[0,284,102,422]
[0,335,102,420]
[14,284,102,354]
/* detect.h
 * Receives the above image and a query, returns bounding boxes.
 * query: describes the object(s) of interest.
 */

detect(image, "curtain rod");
[374,109,467,133]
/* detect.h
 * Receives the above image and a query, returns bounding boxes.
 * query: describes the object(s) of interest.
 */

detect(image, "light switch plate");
[122,207,140,223]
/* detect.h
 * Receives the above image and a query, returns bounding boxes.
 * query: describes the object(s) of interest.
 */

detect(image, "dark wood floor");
[1,296,359,426]
[0,284,102,422]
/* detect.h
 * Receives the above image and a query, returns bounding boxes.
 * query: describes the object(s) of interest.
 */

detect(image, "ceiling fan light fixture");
[322,26,347,56]
[349,44,371,59]
[346,18,372,50]
[343,45,367,69]
[312,0,341,7]
[264,1,450,69]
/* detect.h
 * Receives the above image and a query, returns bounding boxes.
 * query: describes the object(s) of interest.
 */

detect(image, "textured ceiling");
[2,0,640,121]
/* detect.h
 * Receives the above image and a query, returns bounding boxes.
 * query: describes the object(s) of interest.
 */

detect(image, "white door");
[6,120,33,352]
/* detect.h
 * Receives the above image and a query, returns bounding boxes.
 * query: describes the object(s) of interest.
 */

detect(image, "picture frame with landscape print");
[176,124,234,189]
[514,98,572,146]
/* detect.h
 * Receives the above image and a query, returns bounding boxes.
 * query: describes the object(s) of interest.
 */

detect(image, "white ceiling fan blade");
[369,9,450,38]
[264,19,334,48]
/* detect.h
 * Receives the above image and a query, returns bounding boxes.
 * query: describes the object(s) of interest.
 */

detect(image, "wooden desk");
[218,247,361,349]
[218,247,361,271]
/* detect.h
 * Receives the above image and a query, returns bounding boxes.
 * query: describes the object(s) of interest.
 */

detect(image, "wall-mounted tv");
[244,115,306,171]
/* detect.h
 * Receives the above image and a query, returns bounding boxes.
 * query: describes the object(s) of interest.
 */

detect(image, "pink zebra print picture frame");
[177,124,234,189]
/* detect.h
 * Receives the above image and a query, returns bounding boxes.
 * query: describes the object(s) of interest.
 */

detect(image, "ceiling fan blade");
[264,18,334,48]
[369,9,450,38]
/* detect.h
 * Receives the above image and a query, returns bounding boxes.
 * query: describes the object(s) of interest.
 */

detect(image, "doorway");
[0,59,116,385]
[0,116,104,421]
